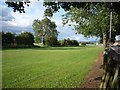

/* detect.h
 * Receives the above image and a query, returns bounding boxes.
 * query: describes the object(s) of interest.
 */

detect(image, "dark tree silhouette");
[5,0,30,13]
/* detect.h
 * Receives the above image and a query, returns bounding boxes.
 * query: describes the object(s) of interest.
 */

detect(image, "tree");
[15,32,34,45]
[60,38,79,46]
[2,32,15,46]
[32,17,58,46]
[64,4,119,48]
[5,0,30,13]
[99,14,120,44]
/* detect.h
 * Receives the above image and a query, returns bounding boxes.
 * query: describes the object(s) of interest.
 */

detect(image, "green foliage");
[62,3,119,48]
[32,17,58,46]
[5,0,30,13]
[5,1,120,15]
[2,46,102,88]
[2,32,15,46]
[114,15,120,35]
[80,42,87,46]
[34,35,41,43]
[45,35,58,46]
[2,32,34,48]
[43,2,120,17]
[15,32,34,45]
[59,38,79,46]
[63,4,118,37]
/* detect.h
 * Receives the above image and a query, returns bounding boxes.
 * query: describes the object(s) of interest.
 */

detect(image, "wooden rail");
[100,45,120,89]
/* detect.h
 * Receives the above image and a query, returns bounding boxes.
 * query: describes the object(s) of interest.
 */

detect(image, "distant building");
[96,42,99,45]
[79,43,82,46]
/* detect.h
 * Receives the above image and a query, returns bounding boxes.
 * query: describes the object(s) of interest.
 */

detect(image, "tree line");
[1,31,79,48]
[1,17,79,48]
[1,32,34,48]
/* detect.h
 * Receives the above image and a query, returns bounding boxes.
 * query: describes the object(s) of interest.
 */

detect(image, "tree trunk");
[103,33,108,49]
[43,38,45,46]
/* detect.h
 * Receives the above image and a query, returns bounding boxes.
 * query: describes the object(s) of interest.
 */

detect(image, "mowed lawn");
[2,46,103,88]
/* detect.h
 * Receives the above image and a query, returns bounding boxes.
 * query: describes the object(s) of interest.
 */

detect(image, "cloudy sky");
[1,0,99,42]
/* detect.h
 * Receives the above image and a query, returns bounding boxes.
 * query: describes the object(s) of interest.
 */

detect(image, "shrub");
[2,32,15,46]
[80,42,87,46]
[2,31,35,48]
[15,32,34,45]
[60,38,79,46]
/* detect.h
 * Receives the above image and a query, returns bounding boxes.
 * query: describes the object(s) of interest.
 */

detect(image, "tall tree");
[62,3,118,48]
[32,17,58,46]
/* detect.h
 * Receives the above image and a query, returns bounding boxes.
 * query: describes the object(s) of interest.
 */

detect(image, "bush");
[2,32,15,46]
[60,38,79,46]
[80,42,87,46]
[44,36,58,46]
[15,32,34,45]
[71,40,79,46]
[2,31,35,48]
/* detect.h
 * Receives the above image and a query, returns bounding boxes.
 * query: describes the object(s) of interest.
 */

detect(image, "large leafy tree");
[32,17,58,46]
[62,3,118,48]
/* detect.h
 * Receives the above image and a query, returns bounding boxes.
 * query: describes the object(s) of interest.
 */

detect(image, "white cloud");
[2,2,44,33]
[7,2,44,28]
[10,12,32,27]
[0,5,15,21]
[51,16,99,42]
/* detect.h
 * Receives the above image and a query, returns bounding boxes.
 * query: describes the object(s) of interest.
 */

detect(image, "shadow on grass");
[35,46,83,50]
[2,45,40,50]
[2,45,90,51]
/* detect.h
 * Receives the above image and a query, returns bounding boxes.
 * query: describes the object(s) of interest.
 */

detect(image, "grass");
[2,46,103,88]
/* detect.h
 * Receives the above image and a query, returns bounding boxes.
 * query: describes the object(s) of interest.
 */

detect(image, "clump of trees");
[32,17,59,46]
[2,32,15,46]
[15,32,34,45]
[2,32,34,48]
[59,38,79,46]
[79,42,94,46]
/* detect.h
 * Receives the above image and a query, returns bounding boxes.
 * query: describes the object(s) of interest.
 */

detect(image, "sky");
[0,0,99,42]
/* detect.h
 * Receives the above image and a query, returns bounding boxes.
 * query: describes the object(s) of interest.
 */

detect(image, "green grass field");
[2,46,103,88]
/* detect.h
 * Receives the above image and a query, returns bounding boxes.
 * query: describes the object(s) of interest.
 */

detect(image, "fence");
[100,46,120,89]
